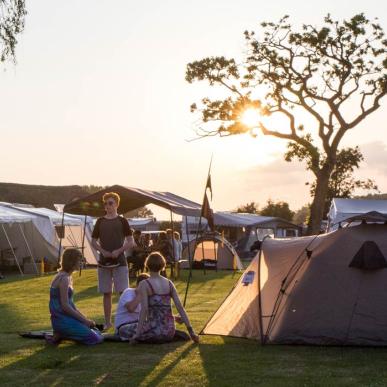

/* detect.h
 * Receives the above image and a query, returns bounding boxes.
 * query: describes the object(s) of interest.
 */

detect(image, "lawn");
[2,270,387,386]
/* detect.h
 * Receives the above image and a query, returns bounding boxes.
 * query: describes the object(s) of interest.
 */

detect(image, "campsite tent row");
[0,203,99,273]
[183,212,300,257]
[0,202,162,274]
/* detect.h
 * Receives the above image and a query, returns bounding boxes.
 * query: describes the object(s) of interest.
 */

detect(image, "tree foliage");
[125,206,154,218]
[0,0,26,63]
[186,13,387,234]
[235,201,259,214]
[292,205,310,226]
[286,145,379,216]
[260,199,295,221]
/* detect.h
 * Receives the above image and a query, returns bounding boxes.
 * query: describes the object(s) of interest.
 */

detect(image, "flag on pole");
[201,191,214,231]
[206,174,213,200]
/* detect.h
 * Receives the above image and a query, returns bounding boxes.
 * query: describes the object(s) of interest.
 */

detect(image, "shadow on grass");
[197,336,387,386]
[0,303,38,334]
[72,284,99,302]
[139,343,195,386]
[0,338,190,386]
[178,270,236,284]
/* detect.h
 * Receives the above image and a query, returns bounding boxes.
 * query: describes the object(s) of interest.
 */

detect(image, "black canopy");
[63,185,202,217]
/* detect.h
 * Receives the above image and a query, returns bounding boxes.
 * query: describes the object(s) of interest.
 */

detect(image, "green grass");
[2,270,387,386]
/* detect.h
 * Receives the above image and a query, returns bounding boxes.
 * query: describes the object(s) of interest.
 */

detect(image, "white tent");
[0,206,58,274]
[327,199,387,231]
[10,206,98,265]
[128,217,158,231]
[0,204,99,266]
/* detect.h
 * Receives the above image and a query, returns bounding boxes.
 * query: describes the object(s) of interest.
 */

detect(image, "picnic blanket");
[19,329,190,342]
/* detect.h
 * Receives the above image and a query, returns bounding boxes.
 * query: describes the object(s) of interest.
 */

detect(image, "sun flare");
[240,108,261,128]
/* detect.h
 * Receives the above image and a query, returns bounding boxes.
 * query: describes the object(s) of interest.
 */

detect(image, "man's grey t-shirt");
[92,216,132,266]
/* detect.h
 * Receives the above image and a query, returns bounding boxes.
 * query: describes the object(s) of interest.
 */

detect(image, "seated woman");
[115,273,150,340]
[131,252,199,344]
[47,248,103,345]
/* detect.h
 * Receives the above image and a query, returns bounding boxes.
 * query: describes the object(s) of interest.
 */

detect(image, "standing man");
[91,192,135,330]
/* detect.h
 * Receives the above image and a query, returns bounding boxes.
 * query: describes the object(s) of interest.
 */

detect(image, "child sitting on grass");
[47,248,103,345]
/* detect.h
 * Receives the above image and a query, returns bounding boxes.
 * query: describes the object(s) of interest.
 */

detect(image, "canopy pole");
[213,239,218,272]
[1,224,23,276]
[183,156,213,306]
[183,216,193,304]
[80,215,87,276]
[18,223,39,275]
[170,211,176,278]
[202,238,206,275]
[57,210,65,264]
[183,214,203,307]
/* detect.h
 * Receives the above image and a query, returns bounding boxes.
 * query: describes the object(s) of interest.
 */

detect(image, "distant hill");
[0,183,104,209]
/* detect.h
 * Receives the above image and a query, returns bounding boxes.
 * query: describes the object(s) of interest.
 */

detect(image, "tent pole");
[80,215,87,276]
[213,239,218,272]
[57,210,65,264]
[170,211,176,278]
[18,223,39,275]
[183,215,203,307]
[183,155,213,306]
[182,216,193,307]
[202,238,206,275]
[1,224,23,276]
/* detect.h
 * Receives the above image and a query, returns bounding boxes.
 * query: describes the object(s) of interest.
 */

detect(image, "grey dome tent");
[202,223,387,346]
[181,234,243,270]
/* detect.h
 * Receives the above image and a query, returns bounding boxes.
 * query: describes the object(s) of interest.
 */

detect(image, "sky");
[0,0,386,219]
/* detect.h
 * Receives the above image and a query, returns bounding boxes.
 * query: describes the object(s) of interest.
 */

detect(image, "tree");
[0,1,26,63]
[293,205,310,226]
[186,14,387,234]
[235,201,259,214]
[290,146,378,216]
[260,199,294,221]
[125,206,154,218]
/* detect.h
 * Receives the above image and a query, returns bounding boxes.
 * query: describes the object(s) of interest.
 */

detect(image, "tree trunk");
[307,168,332,235]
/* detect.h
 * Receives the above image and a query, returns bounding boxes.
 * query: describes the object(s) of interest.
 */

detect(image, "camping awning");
[185,212,299,229]
[63,185,202,217]
[128,218,154,227]
[328,198,387,225]
[343,211,387,224]
[214,212,278,227]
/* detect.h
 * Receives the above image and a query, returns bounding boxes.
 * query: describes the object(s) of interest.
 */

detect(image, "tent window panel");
[285,229,297,237]
[349,241,387,270]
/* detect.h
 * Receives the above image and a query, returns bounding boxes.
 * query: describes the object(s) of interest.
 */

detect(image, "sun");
[240,108,261,128]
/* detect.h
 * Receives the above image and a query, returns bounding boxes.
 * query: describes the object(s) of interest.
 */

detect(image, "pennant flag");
[201,192,214,231]
[206,174,213,200]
